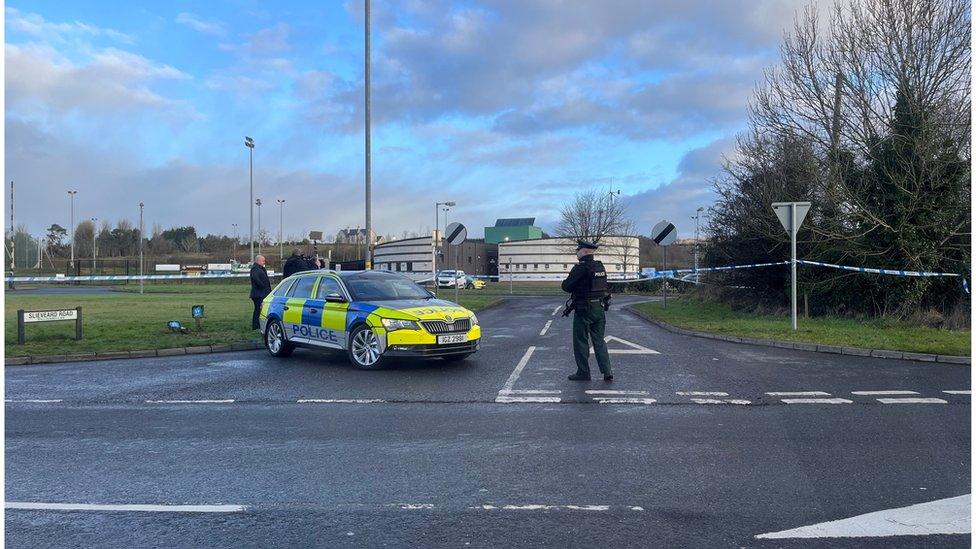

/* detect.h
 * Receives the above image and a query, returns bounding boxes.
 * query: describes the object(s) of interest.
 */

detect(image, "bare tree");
[555,189,632,245]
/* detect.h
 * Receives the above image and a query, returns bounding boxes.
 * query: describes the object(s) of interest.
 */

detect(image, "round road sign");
[445,222,467,245]
[651,220,677,246]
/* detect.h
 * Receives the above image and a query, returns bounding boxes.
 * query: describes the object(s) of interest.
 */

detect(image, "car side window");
[315,277,343,299]
[272,279,295,297]
[287,276,316,299]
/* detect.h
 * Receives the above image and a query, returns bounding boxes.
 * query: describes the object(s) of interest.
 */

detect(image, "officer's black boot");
[568,373,591,381]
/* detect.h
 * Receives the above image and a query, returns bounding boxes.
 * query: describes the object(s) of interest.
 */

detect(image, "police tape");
[2,272,276,283]
[794,259,962,278]
[607,261,791,283]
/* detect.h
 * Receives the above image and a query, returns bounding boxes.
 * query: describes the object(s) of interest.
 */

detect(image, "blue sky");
[5,0,811,241]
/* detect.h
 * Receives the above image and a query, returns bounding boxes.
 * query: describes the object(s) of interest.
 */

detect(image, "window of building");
[544,264,550,269]
[468,256,472,264]
[533,264,538,269]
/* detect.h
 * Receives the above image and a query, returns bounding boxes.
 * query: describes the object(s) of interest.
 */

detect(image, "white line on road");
[144,399,235,404]
[755,494,970,539]
[782,398,853,404]
[943,390,972,395]
[5,399,62,403]
[297,399,386,404]
[387,503,435,510]
[691,398,752,405]
[498,389,561,395]
[6,502,246,513]
[495,396,561,404]
[500,346,537,394]
[851,390,919,395]
[592,398,657,405]
[476,504,611,511]
[552,305,562,316]
[677,391,729,396]
[766,391,831,396]
[540,320,553,336]
[585,390,650,395]
[877,398,948,404]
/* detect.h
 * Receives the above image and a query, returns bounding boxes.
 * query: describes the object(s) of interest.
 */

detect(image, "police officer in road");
[249,255,271,330]
[561,240,613,381]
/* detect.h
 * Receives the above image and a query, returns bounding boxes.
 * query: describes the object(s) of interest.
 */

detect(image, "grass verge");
[632,297,970,357]
[6,286,502,357]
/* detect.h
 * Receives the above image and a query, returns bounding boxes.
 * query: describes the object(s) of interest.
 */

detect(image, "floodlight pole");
[139,202,144,294]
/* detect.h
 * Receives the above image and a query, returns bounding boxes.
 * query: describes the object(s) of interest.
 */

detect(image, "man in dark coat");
[282,249,310,278]
[561,240,613,381]
[250,255,272,330]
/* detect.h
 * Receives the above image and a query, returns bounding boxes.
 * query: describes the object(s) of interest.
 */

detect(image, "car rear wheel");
[265,319,295,358]
[348,325,385,370]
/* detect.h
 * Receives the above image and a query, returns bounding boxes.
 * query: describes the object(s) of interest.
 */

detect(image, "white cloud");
[6,6,134,44]
[176,13,227,36]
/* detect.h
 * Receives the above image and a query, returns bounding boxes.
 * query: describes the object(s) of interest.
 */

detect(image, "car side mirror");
[324,293,347,303]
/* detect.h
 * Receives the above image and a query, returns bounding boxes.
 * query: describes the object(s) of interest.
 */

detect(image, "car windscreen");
[345,276,430,301]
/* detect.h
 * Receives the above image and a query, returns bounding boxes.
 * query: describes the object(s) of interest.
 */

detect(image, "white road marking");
[145,399,235,404]
[677,391,729,396]
[691,398,752,405]
[591,335,660,355]
[498,389,561,395]
[552,305,562,316]
[500,346,537,393]
[6,502,246,513]
[943,390,971,395]
[755,494,971,539]
[490,335,516,338]
[782,398,853,404]
[495,396,561,404]
[851,390,919,395]
[766,391,831,396]
[297,399,386,404]
[540,320,553,336]
[388,503,434,510]
[585,390,649,395]
[5,399,62,403]
[877,398,948,404]
[592,398,657,405]
[476,504,611,511]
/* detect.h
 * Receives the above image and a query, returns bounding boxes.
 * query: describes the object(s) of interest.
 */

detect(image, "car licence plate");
[437,334,467,345]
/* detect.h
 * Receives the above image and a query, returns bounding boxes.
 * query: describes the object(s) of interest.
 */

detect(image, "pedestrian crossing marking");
[590,336,660,355]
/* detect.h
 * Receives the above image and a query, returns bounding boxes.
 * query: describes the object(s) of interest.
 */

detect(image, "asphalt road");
[5,296,971,548]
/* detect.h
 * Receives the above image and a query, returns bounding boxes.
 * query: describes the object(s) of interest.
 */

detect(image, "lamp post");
[693,206,704,273]
[244,136,255,263]
[432,201,455,294]
[139,202,144,294]
[255,198,263,257]
[231,223,238,263]
[67,190,77,271]
[90,217,98,273]
[277,199,285,261]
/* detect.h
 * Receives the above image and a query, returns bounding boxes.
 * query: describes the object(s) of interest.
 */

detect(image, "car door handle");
[310,309,318,314]
[283,306,290,311]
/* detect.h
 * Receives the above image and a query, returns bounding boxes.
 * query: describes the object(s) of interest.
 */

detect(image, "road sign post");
[17,307,82,344]
[651,220,677,308]
[771,201,811,331]
[445,222,467,304]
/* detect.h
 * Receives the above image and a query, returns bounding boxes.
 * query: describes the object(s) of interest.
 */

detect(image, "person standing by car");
[561,240,613,381]
[250,255,271,330]
[283,249,309,278]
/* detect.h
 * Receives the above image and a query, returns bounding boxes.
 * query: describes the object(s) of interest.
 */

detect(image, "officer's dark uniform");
[561,240,613,381]
[282,251,311,278]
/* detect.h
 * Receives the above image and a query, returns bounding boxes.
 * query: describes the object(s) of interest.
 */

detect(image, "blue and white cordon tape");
[3,272,270,283]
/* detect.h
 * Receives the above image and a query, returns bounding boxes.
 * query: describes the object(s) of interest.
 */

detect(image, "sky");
[5,0,815,241]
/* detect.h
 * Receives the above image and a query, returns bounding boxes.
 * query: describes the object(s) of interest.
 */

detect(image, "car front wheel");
[347,325,386,370]
[265,319,295,358]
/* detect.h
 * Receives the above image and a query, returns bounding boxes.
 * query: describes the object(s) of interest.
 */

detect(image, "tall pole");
[232,223,238,263]
[693,207,703,273]
[139,202,144,294]
[91,217,98,273]
[68,190,77,271]
[364,0,372,269]
[791,204,797,331]
[277,199,285,261]
[256,199,263,257]
[432,203,438,291]
[245,136,255,263]
[9,180,14,279]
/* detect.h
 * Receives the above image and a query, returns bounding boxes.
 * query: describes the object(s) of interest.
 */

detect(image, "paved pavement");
[5,296,971,547]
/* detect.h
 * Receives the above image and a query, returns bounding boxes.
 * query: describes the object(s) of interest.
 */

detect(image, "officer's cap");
[576,239,598,251]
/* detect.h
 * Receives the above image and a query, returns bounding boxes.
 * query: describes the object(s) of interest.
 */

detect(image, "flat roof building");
[498,235,640,281]
[484,218,544,245]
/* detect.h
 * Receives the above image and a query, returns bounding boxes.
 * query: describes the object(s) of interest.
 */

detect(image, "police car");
[259,270,481,369]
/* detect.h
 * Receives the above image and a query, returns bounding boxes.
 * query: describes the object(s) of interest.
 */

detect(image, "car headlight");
[469,313,479,326]
[381,318,420,331]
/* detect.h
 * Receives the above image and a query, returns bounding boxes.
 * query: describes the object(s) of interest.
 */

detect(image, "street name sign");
[17,307,82,344]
